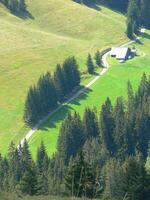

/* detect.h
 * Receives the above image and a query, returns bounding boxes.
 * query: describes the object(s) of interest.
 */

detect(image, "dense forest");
[0,74,150,199]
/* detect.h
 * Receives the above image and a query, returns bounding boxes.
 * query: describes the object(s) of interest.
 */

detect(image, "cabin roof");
[110,47,129,60]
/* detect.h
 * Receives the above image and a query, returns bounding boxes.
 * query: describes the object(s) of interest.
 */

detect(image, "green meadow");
[29,30,150,158]
[0,0,127,154]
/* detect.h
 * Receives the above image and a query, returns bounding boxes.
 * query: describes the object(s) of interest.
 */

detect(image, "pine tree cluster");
[24,57,80,126]
[0,0,26,13]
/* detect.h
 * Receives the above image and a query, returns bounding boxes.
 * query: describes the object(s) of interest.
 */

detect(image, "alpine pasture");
[0,0,127,155]
[29,30,150,158]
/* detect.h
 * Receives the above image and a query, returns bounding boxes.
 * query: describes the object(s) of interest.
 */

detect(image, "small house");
[110,47,131,62]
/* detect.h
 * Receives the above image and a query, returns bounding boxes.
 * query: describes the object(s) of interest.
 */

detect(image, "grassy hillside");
[29,30,150,158]
[0,0,127,154]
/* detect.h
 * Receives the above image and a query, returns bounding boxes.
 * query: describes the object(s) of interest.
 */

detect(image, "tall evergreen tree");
[86,54,94,74]
[123,157,150,200]
[65,151,96,198]
[95,50,102,67]
[53,64,65,102]
[100,98,115,154]
[18,0,26,12]
[126,0,140,38]
[57,112,84,164]
[113,97,127,158]
[83,108,99,139]
[140,0,150,28]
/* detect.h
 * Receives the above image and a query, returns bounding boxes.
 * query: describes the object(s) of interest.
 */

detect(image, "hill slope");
[0,0,127,154]
[29,30,150,158]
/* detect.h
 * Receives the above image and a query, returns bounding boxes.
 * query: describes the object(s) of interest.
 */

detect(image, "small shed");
[110,47,131,61]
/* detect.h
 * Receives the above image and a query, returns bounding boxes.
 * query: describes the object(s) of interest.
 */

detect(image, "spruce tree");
[8,0,19,13]
[95,50,102,67]
[123,157,150,200]
[57,112,84,164]
[65,151,96,198]
[53,64,65,102]
[24,85,41,125]
[127,0,140,38]
[140,0,150,28]
[20,140,37,195]
[18,0,26,12]
[100,98,115,154]
[87,54,94,74]
[113,97,127,159]
[83,108,99,139]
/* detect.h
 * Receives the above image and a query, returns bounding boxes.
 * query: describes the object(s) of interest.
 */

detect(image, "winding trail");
[19,29,145,147]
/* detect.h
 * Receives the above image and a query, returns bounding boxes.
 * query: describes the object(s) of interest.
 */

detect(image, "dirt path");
[19,29,145,147]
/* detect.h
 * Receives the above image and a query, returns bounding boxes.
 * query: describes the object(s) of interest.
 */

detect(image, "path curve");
[19,29,145,147]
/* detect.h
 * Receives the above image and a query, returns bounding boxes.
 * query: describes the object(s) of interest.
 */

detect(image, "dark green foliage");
[57,112,84,164]
[100,98,115,154]
[86,54,94,74]
[37,72,57,115]
[123,157,150,200]
[36,142,49,195]
[140,0,150,28]
[24,86,41,125]
[95,50,102,67]
[126,0,140,38]
[65,151,96,198]
[83,107,99,139]
[0,0,27,13]
[1,74,150,198]
[24,56,80,126]
[62,57,80,95]
[53,64,65,102]
[113,97,127,159]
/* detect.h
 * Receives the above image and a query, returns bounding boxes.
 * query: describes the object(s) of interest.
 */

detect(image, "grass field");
[0,192,82,200]
[29,30,150,159]
[0,0,127,154]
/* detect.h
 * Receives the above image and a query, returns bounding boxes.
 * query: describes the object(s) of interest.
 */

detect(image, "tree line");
[0,0,26,13]
[1,74,150,199]
[126,0,150,38]
[24,57,80,126]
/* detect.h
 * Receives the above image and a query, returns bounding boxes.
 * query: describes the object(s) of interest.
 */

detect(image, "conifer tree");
[57,112,84,164]
[123,157,150,200]
[100,98,115,154]
[53,64,65,102]
[18,0,26,12]
[65,151,96,198]
[83,108,99,139]
[127,0,140,38]
[20,140,37,195]
[37,72,57,115]
[87,54,94,74]
[113,97,127,158]
[95,50,102,67]
[8,0,19,13]
[24,86,40,125]
[140,0,150,28]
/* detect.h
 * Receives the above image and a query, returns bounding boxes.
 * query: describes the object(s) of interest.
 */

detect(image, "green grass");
[0,0,127,154]
[29,30,150,159]
[0,192,82,200]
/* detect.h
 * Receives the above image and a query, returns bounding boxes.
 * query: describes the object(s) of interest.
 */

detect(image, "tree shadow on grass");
[143,32,150,40]
[15,10,34,20]
[73,0,101,11]
[38,86,92,131]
